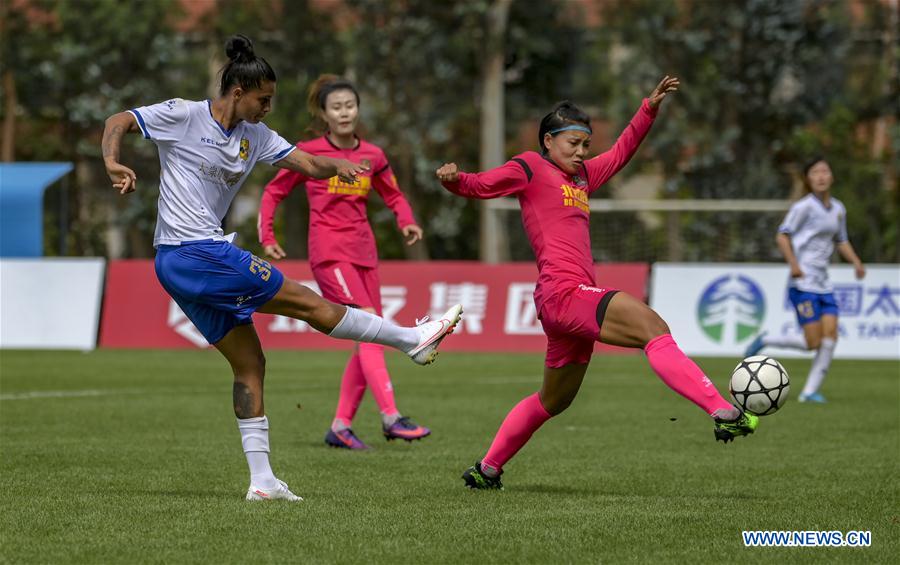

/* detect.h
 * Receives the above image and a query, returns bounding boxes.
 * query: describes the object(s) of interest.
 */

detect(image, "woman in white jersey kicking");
[101,35,461,501]
[745,156,865,403]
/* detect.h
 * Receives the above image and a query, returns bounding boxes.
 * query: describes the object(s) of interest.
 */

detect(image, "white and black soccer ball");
[729,355,790,416]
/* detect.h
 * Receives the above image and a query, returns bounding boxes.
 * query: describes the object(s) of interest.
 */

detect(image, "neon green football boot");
[462,461,504,490]
[714,411,759,443]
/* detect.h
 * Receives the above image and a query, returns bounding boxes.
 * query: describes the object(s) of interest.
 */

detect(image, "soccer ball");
[729,355,790,416]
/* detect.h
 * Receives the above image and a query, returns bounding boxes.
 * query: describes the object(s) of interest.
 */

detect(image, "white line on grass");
[0,383,344,401]
[0,389,146,401]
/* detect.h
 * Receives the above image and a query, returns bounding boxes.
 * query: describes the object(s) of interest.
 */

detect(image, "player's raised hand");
[402,224,424,246]
[436,163,460,183]
[648,76,680,108]
[106,161,137,194]
[336,159,369,184]
[264,242,287,260]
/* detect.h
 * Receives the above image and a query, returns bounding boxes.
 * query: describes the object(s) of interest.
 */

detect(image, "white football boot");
[407,304,463,365]
[245,480,303,502]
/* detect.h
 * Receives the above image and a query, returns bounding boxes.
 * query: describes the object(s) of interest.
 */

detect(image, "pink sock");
[333,352,366,429]
[482,393,552,473]
[644,334,734,417]
[358,343,399,417]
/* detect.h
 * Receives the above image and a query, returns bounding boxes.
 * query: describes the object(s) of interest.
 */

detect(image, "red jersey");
[258,136,417,268]
[441,99,658,312]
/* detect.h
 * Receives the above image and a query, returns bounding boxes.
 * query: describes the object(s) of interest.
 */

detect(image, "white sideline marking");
[0,389,142,401]
[0,383,335,401]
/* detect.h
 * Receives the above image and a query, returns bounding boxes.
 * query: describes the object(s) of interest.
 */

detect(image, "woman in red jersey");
[259,75,430,450]
[437,77,759,490]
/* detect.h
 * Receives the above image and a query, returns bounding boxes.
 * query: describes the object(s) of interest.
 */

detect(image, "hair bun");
[225,34,254,62]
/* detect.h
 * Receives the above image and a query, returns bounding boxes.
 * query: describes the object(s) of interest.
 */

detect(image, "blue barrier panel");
[0,163,73,257]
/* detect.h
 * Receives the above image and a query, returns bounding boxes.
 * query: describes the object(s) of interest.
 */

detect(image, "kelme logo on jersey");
[239,138,250,160]
[696,274,765,344]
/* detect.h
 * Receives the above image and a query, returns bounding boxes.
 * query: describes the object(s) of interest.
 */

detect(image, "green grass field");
[1,349,897,563]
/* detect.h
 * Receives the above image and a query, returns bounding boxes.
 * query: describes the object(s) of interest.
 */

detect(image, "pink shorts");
[539,284,620,368]
[312,261,382,315]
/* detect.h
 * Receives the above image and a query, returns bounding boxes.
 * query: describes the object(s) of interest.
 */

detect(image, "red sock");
[644,334,734,416]
[358,343,399,417]
[482,393,552,473]
[333,352,366,428]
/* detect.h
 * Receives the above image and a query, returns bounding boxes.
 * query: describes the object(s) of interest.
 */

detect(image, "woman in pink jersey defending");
[260,75,430,450]
[437,76,760,490]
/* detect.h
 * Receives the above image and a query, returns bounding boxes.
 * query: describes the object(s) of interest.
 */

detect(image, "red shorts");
[312,261,382,315]
[539,284,619,368]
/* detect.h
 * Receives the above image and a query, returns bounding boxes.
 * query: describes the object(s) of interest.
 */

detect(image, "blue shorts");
[788,288,839,326]
[155,241,284,344]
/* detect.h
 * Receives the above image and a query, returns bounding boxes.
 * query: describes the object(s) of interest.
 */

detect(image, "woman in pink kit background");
[437,76,762,490]
[259,75,430,450]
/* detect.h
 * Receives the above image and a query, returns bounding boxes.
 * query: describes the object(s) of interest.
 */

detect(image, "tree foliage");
[2,0,895,261]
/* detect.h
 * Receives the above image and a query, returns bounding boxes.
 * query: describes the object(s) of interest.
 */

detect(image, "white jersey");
[778,193,848,293]
[129,98,294,247]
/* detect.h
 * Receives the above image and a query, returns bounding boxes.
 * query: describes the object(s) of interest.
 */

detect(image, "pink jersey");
[258,136,417,268]
[441,99,658,312]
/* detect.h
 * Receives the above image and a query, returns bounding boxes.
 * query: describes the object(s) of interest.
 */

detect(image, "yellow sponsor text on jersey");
[560,184,590,213]
[327,175,372,197]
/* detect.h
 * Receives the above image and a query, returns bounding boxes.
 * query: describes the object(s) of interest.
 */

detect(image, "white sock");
[381,412,401,427]
[329,307,419,352]
[332,418,351,432]
[237,416,277,489]
[801,338,836,396]
[711,406,741,420]
[481,462,500,478]
[762,334,808,350]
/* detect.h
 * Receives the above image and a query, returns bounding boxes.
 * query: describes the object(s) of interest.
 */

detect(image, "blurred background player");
[101,35,461,501]
[745,157,865,403]
[259,75,431,450]
[437,76,759,491]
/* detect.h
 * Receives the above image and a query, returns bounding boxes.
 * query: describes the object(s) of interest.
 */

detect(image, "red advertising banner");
[100,260,648,352]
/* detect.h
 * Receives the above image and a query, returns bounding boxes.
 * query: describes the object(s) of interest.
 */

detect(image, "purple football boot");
[325,428,370,450]
[383,416,431,442]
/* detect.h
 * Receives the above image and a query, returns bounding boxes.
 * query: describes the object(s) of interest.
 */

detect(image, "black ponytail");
[537,101,592,154]
[219,34,277,95]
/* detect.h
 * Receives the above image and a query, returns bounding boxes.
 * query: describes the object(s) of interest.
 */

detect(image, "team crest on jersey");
[571,175,586,187]
[239,138,250,160]
[360,159,371,169]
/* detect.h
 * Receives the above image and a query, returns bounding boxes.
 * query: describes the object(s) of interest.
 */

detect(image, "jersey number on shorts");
[249,255,272,282]
[796,300,814,319]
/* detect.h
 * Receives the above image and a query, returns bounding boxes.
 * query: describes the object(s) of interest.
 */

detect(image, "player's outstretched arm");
[647,75,680,109]
[102,112,140,195]
[259,167,305,260]
[775,232,803,279]
[436,161,527,199]
[584,76,680,191]
[837,241,866,279]
[275,149,369,184]
[436,163,461,184]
